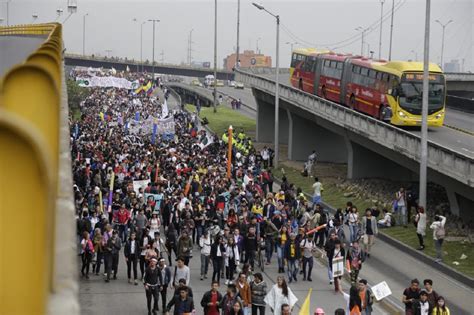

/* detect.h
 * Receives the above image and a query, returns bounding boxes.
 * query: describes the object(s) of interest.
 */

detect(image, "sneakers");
[224,280,229,285]
[128,279,132,284]
[134,280,138,285]
[200,276,204,281]
[308,278,312,282]
[417,246,425,250]
[329,280,334,285]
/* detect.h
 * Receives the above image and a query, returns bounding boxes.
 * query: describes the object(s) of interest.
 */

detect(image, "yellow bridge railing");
[0,23,79,315]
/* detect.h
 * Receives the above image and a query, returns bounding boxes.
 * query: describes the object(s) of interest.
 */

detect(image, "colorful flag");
[299,288,312,315]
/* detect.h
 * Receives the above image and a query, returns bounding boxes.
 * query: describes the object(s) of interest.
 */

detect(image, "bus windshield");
[398,73,445,114]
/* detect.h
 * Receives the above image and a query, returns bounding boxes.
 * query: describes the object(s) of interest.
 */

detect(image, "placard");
[371,281,392,301]
[332,256,344,278]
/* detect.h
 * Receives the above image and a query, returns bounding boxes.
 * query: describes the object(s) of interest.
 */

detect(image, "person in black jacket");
[412,290,433,315]
[143,257,162,315]
[243,227,258,269]
[166,286,195,315]
[200,281,222,315]
[158,257,172,311]
[139,228,152,279]
[124,232,139,285]
[284,233,301,283]
[210,236,226,284]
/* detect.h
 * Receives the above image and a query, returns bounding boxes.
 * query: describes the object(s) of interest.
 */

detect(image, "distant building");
[223,50,272,71]
[444,59,460,72]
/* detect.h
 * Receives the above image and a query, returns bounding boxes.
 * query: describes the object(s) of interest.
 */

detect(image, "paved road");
[0,35,46,76]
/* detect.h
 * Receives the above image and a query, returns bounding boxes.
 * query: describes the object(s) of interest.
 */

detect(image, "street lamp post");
[410,49,418,61]
[141,21,146,72]
[148,19,160,79]
[213,0,217,113]
[435,19,453,69]
[285,41,298,53]
[82,13,88,56]
[32,14,38,23]
[378,0,385,59]
[256,37,261,54]
[253,2,280,168]
[188,28,194,65]
[355,27,368,56]
[388,0,395,60]
[236,0,240,68]
[419,0,431,209]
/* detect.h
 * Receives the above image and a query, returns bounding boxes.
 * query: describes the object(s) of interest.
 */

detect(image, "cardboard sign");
[371,281,392,301]
[332,256,344,278]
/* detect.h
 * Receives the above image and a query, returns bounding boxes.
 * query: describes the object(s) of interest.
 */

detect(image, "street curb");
[443,123,474,136]
[377,232,474,288]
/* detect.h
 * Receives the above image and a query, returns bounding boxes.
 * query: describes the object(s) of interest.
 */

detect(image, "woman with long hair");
[165,222,178,266]
[415,206,427,250]
[225,236,240,284]
[229,300,244,315]
[432,296,450,315]
[92,228,103,275]
[341,286,362,315]
[276,225,289,273]
[81,231,95,279]
[264,276,297,315]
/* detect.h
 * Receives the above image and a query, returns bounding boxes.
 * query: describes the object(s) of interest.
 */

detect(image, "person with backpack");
[430,215,446,262]
[299,234,316,281]
[314,205,328,248]
[81,231,95,279]
[358,279,373,315]
[347,240,364,285]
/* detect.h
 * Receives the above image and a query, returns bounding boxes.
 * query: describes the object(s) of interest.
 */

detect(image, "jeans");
[226,258,237,281]
[126,254,138,280]
[200,254,210,276]
[252,305,265,315]
[302,256,313,280]
[327,260,333,281]
[117,224,127,242]
[94,251,103,274]
[160,285,168,310]
[349,224,359,243]
[140,255,147,278]
[245,250,256,269]
[435,239,444,260]
[265,239,274,263]
[287,259,298,281]
[276,245,284,269]
[397,205,407,226]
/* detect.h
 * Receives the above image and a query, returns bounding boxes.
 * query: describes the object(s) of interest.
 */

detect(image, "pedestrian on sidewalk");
[264,276,298,315]
[412,290,433,315]
[250,272,267,315]
[361,209,377,258]
[211,235,225,284]
[124,231,139,285]
[423,279,439,308]
[225,237,240,284]
[221,284,243,315]
[143,257,161,315]
[172,256,190,287]
[395,187,408,227]
[311,177,323,204]
[402,279,421,315]
[324,232,338,285]
[300,234,316,281]
[358,279,373,315]
[236,272,252,315]
[199,229,211,280]
[415,207,427,250]
[92,228,103,275]
[200,281,222,315]
[177,230,193,266]
[347,240,363,285]
[430,215,446,262]
[348,207,360,244]
[165,286,195,315]
[331,240,345,292]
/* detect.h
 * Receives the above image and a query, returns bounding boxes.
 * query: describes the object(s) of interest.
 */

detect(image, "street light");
[378,0,385,59]
[355,26,369,56]
[82,13,88,56]
[435,19,453,69]
[148,19,160,79]
[133,19,146,72]
[236,0,241,68]
[253,2,280,168]
[285,41,298,53]
[256,37,261,54]
[188,28,194,65]
[410,49,418,61]
[419,0,432,210]
[32,14,38,23]
[213,0,217,113]
[388,0,395,60]
[55,8,64,21]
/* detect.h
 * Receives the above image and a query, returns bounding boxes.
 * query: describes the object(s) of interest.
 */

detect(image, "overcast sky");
[2,0,473,71]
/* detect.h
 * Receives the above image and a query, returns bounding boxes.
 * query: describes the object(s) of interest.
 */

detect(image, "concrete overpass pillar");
[256,99,274,143]
[347,141,417,181]
[445,187,460,216]
[287,111,347,163]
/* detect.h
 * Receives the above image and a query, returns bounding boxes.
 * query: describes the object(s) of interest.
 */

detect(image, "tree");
[67,79,90,110]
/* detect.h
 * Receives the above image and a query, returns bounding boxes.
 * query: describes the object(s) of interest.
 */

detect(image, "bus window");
[361,67,369,76]
[376,72,383,80]
[337,62,344,70]
[369,70,377,78]
[324,59,330,67]
[330,60,337,68]
[352,65,361,74]
[383,73,390,82]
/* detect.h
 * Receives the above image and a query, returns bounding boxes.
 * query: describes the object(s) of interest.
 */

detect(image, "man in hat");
[143,256,161,315]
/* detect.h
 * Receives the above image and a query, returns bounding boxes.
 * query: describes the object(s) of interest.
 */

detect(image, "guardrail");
[0,23,78,314]
[235,69,474,188]
[445,72,474,81]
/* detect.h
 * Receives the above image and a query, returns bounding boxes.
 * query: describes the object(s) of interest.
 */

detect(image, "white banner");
[371,281,392,301]
[129,116,175,136]
[76,76,133,89]
[133,179,150,195]
[332,256,344,278]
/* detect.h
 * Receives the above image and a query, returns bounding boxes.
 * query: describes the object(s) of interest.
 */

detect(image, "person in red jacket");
[114,204,131,242]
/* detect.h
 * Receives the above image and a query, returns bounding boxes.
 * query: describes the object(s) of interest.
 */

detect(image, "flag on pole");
[99,190,104,214]
[299,288,312,315]
[107,172,115,213]
[162,99,169,117]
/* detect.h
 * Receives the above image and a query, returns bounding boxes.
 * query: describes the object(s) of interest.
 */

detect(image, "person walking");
[402,279,421,315]
[299,234,316,281]
[144,257,161,315]
[347,240,364,285]
[81,231,95,279]
[432,296,450,315]
[358,279,373,315]
[172,256,190,287]
[201,281,222,315]
[177,230,193,266]
[105,230,122,282]
[415,207,427,250]
[311,177,323,204]
[250,272,267,315]
[284,233,300,283]
[92,228,103,275]
[124,231,139,285]
[348,207,359,244]
[412,290,433,315]
[264,276,298,315]
[324,232,338,285]
[221,284,243,315]
[158,257,172,312]
[199,229,212,280]
[211,236,226,284]
[225,237,240,284]
[236,272,252,315]
[360,209,377,258]
[276,226,289,274]
[430,215,446,262]
[395,187,407,227]
[165,286,195,315]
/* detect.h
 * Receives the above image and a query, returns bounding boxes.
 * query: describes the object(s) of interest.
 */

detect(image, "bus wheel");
[349,95,356,110]
[299,79,303,90]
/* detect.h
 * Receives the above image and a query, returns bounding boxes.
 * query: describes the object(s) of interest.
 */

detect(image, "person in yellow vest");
[222,131,228,144]
[238,129,246,140]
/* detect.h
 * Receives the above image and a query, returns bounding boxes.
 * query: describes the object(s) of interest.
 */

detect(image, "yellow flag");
[299,288,312,315]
